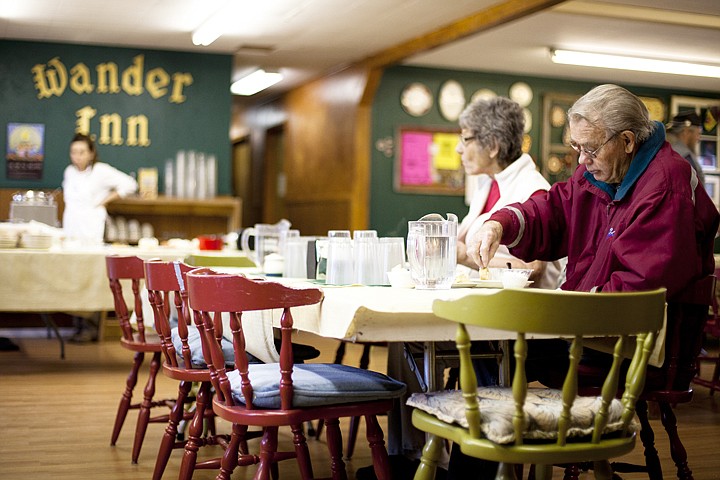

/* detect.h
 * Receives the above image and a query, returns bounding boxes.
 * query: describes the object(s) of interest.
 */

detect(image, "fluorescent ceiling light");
[550,48,720,78]
[230,69,283,96]
[192,23,222,47]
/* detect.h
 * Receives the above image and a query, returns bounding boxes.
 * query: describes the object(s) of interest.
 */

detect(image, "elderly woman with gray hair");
[456,96,564,289]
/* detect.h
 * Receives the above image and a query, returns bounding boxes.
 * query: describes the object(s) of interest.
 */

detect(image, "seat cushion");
[227,363,406,409]
[171,324,259,368]
[407,386,637,444]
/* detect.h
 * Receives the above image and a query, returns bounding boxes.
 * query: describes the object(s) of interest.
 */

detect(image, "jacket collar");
[584,121,665,201]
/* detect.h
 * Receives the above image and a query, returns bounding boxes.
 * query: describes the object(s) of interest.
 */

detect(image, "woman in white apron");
[62,133,137,245]
[61,132,137,342]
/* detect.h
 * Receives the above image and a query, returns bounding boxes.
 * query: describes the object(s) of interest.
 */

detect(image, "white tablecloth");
[0,246,189,312]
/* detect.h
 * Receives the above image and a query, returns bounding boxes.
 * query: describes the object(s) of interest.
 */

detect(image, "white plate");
[471,279,533,288]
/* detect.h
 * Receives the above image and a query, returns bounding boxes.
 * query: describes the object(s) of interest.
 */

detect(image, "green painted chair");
[408,288,666,480]
[184,252,256,268]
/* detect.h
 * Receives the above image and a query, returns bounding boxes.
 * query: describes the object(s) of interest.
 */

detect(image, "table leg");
[424,341,436,391]
[40,313,65,359]
[498,340,510,387]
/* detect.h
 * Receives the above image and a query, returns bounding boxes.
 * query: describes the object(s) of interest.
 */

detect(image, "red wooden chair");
[145,259,265,480]
[576,275,716,480]
[106,254,174,463]
[692,267,720,395]
[186,268,406,480]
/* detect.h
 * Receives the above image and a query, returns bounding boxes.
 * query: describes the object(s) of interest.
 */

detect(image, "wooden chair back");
[105,255,148,343]
[186,268,323,410]
[432,288,666,447]
[142,259,195,368]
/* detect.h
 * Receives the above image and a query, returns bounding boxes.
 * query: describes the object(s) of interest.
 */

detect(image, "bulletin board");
[394,126,464,195]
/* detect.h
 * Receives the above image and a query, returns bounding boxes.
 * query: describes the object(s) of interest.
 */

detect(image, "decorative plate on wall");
[522,108,533,133]
[509,82,533,107]
[400,82,433,117]
[471,88,497,103]
[438,80,466,121]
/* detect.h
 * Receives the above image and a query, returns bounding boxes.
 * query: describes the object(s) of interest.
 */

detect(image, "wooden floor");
[1,331,720,480]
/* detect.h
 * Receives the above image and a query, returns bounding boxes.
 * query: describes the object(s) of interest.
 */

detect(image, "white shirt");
[457,154,566,289]
[62,162,137,243]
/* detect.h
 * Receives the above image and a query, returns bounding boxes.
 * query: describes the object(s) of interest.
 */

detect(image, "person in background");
[456,84,719,479]
[666,111,705,185]
[62,132,137,342]
[356,97,565,480]
[62,132,138,244]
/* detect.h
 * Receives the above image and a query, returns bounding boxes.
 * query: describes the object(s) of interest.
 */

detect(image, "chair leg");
[562,463,579,480]
[152,380,192,480]
[592,460,613,480]
[132,350,162,463]
[217,424,243,480]
[636,399,664,479]
[534,464,553,480]
[414,434,443,480]
[179,381,212,480]
[111,351,143,446]
[323,417,347,480]
[658,401,694,480]
[365,414,391,480]
[289,423,315,480]
[711,359,720,395]
[345,416,361,459]
[496,462,519,480]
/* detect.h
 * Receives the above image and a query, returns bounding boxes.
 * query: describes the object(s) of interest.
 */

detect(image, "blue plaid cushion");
[227,363,406,409]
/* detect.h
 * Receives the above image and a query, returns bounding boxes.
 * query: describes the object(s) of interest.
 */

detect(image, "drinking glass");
[283,236,312,278]
[379,237,406,285]
[354,235,381,285]
[326,236,354,285]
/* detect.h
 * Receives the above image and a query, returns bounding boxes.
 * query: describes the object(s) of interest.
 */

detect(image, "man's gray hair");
[567,84,656,143]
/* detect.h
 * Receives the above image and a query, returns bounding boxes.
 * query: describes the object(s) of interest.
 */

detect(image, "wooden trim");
[361,0,566,69]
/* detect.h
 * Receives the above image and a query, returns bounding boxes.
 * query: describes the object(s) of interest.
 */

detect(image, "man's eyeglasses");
[460,135,476,146]
[569,132,618,160]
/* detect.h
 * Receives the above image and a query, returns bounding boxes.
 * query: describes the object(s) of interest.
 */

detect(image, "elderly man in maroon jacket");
[470,84,718,301]
[452,84,719,480]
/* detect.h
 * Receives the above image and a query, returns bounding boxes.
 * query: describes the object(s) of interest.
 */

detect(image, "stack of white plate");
[20,233,53,249]
[0,228,18,248]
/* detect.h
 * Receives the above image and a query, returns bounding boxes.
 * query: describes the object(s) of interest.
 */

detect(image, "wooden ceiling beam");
[360,0,567,69]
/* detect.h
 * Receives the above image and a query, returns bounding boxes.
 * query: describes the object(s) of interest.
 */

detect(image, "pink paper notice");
[401,132,432,185]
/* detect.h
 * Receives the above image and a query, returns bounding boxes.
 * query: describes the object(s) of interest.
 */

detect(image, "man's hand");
[467,220,503,269]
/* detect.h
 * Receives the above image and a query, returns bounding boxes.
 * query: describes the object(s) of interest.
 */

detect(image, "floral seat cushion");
[407,386,637,444]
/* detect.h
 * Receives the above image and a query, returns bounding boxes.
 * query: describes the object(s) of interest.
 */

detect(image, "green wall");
[0,40,232,193]
[370,65,719,237]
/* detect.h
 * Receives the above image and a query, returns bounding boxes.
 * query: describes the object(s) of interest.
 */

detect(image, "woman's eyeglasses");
[459,135,476,146]
[569,132,618,160]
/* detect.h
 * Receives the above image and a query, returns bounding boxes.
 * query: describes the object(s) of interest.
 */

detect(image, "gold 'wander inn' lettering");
[31,54,194,147]
[32,54,193,102]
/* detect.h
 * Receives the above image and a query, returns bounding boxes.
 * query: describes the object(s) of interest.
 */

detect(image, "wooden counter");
[106,196,242,240]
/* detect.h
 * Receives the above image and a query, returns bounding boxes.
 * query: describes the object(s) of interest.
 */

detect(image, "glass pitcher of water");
[407,213,458,289]
[240,219,291,272]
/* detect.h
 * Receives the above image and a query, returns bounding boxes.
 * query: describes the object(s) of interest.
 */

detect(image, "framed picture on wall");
[394,126,464,195]
[705,175,720,207]
[541,93,580,184]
